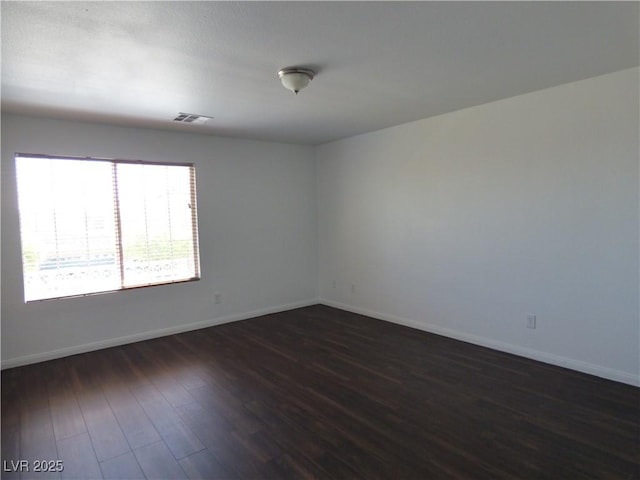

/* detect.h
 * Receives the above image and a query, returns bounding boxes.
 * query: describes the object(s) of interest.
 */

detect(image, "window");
[15,154,201,301]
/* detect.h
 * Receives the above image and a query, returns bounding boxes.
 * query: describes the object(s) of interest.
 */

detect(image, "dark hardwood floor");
[2,305,639,479]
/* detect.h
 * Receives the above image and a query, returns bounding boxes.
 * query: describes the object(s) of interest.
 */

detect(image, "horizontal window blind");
[15,154,201,301]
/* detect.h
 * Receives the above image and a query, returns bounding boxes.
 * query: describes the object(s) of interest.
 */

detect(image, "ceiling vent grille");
[173,113,213,125]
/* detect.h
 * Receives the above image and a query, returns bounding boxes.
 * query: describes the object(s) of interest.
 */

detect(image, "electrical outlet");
[526,314,536,329]
[214,293,221,304]
[351,284,356,294]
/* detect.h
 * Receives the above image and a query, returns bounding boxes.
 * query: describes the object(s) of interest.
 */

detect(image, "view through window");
[15,154,201,301]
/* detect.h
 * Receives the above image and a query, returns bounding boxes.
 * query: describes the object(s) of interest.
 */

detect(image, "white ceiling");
[2,2,638,145]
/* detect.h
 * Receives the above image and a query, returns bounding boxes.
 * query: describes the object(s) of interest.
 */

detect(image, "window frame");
[15,153,201,302]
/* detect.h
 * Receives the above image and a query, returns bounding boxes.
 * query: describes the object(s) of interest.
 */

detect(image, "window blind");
[15,154,201,301]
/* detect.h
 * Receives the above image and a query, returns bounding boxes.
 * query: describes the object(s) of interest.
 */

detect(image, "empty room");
[1,2,638,479]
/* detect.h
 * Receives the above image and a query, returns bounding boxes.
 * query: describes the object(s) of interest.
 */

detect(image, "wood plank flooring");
[2,305,639,479]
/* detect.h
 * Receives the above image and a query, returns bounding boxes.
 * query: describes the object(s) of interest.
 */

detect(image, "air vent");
[173,113,214,125]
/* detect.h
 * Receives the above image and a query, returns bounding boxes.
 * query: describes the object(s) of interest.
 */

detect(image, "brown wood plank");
[19,407,61,480]
[178,450,238,480]
[2,305,638,479]
[128,382,205,460]
[48,393,86,442]
[99,452,145,480]
[1,425,21,480]
[57,432,102,480]
[75,391,130,462]
[133,441,188,479]
[130,340,197,408]
[101,384,161,450]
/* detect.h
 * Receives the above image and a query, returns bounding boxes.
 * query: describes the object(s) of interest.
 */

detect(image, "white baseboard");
[1,298,319,370]
[5,297,638,387]
[319,298,639,387]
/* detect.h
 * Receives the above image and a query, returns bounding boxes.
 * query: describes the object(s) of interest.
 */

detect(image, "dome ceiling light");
[278,67,315,94]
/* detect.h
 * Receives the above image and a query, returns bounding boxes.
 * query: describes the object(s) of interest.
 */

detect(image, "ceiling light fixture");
[278,67,315,94]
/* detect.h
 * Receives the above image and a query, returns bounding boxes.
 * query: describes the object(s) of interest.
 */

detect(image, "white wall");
[1,115,318,366]
[3,69,638,386]
[316,68,639,385]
